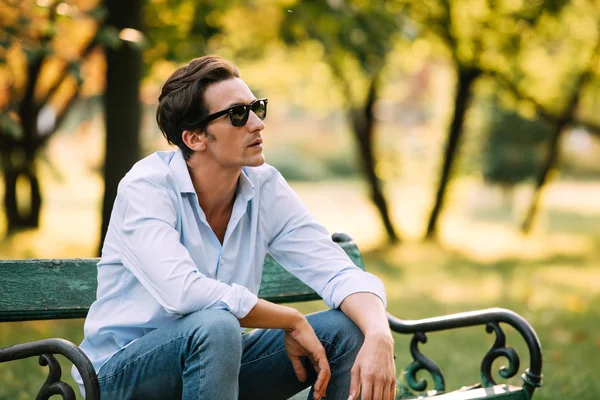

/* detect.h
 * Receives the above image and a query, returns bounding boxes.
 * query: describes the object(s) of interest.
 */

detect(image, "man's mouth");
[248,138,262,147]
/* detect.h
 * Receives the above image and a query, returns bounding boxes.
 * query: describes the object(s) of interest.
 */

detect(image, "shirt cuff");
[220,283,259,318]
[329,272,387,309]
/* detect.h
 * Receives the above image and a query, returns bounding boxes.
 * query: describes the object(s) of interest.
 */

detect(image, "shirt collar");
[169,149,196,194]
[169,149,255,200]
[237,168,255,201]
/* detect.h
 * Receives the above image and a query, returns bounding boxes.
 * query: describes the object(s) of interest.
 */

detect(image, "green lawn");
[1,178,599,399]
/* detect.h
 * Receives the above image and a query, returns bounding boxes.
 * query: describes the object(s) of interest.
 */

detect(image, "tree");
[481,97,551,198]
[280,0,406,244]
[143,0,229,65]
[486,3,600,233]
[400,0,569,239]
[0,0,103,234]
[505,40,600,233]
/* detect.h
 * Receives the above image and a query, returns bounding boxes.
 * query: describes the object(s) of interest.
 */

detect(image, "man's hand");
[238,299,331,398]
[348,331,396,400]
[339,292,397,400]
[284,318,331,400]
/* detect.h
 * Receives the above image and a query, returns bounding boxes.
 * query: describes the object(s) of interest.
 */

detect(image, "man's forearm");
[238,298,305,331]
[341,292,396,400]
[339,292,391,338]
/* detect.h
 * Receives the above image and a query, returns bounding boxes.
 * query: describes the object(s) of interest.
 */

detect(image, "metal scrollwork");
[481,322,520,387]
[403,332,445,393]
[36,353,77,400]
[388,308,543,399]
[0,338,100,400]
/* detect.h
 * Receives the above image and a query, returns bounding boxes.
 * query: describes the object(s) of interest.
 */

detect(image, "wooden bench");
[0,233,542,400]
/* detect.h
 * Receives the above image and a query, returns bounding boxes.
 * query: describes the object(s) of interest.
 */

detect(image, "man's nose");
[246,110,265,132]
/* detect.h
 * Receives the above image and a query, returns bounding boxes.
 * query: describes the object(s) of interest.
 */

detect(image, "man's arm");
[264,168,394,399]
[239,299,331,400]
[340,293,396,400]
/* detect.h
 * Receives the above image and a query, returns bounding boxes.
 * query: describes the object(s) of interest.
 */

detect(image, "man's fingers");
[290,356,307,382]
[372,379,384,400]
[360,375,374,400]
[313,355,331,400]
[348,366,360,400]
[389,378,396,400]
[313,369,330,400]
[382,379,391,400]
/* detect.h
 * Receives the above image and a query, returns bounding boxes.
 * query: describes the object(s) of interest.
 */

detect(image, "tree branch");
[486,69,558,123]
[327,56,355,109]
[36,66,89,147]
[38,35,99,108]
[488,36,600,125]
[574,118,600,138]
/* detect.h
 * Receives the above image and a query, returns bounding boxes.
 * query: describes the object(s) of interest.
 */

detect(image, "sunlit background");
[1,0,599,398]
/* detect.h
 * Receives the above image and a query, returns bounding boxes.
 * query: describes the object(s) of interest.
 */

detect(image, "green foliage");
[482,98,552,186]
[85,5,109,21]
[279,0,406,105]
[281,1,404,72]
[143,0,229,65]
[399,0,572,80]
[96,25,121,49]
[0,112,23,140]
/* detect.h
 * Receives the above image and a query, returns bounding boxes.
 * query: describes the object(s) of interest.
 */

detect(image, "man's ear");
[182,130,206,152]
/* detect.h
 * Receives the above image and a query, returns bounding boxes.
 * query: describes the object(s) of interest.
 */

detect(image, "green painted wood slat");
[0,239,364,322]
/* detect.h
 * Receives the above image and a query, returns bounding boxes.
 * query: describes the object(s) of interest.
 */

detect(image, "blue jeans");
[97,309,364,399]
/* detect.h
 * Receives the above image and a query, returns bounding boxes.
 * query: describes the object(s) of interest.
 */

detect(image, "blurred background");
[1,0,599,398]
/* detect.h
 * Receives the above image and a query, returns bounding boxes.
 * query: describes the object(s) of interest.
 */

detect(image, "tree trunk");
[99,0,143,254]
[1,57,45,233]
[0,140,42,233]
[425,66,481,240]
[23,156,42,227]
[1,138,21,231]
[520,40,599,234]
[350,74,400,244]
[520,122,565,233]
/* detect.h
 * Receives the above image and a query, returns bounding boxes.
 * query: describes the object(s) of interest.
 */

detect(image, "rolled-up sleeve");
[117,178,258,318]
[265,170,386,309]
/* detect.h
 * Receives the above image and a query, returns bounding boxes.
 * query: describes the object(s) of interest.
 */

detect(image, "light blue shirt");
[73,149,386,389]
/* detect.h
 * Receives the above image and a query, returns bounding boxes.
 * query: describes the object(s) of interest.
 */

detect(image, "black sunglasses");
[201,98,268,127]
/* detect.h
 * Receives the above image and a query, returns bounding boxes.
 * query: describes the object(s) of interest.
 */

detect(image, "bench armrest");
[0,338,100,400]
[388,308,542,398]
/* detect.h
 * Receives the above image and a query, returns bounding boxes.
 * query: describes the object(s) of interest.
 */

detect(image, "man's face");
[200,77,266,169]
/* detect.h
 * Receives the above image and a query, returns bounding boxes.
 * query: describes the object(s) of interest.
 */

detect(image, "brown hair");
[156,55,240,159]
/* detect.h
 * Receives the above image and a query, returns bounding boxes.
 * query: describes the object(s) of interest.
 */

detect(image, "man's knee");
[181,309,243,355]
[309,309,365,359]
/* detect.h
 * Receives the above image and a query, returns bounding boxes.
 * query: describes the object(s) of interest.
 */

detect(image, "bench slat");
[0,239,364,322]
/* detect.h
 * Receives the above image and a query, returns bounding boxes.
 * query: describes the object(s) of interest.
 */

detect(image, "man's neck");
[185,155,240,219]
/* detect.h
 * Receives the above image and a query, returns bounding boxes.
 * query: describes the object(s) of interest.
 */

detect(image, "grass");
[1,158,599,398]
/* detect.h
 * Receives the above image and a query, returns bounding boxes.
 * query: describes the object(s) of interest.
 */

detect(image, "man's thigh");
[97,309,241,400]
[97,330,185,399]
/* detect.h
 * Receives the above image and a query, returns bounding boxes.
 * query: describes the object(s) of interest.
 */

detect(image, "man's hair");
[156,55,240,159]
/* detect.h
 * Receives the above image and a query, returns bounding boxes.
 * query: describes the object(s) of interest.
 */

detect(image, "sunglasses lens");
[227,100,268,127]
[229,105,249,127]
[252,100,267,120]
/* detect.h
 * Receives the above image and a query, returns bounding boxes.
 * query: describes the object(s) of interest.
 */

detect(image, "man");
[73,55,396,400]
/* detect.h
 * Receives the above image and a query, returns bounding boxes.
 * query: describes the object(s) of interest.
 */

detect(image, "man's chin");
[246,156,265,167]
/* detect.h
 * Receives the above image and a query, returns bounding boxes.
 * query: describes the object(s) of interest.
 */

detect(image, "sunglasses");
[201,98,268,127]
